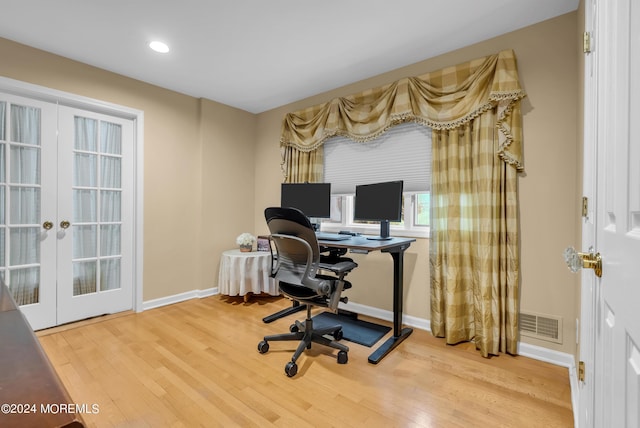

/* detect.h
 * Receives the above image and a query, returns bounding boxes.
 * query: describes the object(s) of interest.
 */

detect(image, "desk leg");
[262,300,305,323]
[368,247,413,364]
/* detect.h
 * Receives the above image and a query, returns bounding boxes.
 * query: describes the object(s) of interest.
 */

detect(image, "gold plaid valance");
[280,49,525,171]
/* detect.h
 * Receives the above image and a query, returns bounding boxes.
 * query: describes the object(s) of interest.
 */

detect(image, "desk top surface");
[317,235,416,252]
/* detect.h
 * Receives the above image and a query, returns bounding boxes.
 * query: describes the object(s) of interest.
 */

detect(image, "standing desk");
[263,234,416,364]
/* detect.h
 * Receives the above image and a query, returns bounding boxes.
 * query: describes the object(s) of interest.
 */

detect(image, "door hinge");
[579,361,585,382]
[583,32,592,54]
[582,197,588,218]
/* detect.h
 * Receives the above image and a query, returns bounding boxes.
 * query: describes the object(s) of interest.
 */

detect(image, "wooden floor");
[37,296,574,427]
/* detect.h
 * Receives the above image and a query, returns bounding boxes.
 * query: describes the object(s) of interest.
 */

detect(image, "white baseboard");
[518,342,576,370]
[338,300,432,332]
[518,342,579,426]
[141,287,218,311]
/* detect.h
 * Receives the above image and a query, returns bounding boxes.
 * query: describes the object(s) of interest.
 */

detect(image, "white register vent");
[520,311,563,344]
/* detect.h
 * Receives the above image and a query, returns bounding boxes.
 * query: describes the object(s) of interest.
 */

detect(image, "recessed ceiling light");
[149,41,170,53]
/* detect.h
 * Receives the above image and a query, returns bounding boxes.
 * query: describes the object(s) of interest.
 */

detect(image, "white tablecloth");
[218,249,278,296]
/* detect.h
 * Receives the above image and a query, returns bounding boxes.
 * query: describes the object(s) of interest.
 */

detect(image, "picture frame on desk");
[257,236,270,252]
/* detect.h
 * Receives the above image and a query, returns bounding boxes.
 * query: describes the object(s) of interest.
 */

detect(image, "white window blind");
[323,122,431,194]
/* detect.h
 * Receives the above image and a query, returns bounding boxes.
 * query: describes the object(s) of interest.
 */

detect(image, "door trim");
[578,1,597,426]
[0,76,145,315]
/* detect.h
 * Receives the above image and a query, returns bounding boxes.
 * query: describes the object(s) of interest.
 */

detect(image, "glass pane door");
[0,94,58,329]
[0,92,133,330]
[56,106,133,324]
[8,103,41,305]
[72,117,123,296]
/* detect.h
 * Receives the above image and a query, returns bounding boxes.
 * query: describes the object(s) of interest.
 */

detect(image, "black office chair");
[258,207,358,377]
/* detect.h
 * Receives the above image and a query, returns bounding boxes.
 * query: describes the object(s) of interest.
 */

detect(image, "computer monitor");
[354,180,403,240]
[280,183,331,225]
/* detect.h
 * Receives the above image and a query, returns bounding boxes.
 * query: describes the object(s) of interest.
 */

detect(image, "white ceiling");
[0,0,579,114]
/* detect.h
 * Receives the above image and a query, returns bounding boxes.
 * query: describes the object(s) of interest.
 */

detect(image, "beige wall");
[255,12,581,354]
[0,38,257,301]
[200,99,257,298]
[0,10,582,355]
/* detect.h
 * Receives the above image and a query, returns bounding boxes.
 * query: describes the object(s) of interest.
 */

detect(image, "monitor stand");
[366,220,392,241]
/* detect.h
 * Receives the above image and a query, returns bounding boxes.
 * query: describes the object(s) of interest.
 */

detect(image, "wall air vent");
[520,311,562,344]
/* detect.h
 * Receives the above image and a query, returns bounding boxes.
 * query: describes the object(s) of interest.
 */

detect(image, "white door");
[0,94,58,329]
[580,0,640,426]
[0,93,134,330]
[56,106,134,325]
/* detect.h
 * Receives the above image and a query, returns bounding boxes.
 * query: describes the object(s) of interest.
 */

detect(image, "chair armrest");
[320,254,354,264]
[319,260,358,275]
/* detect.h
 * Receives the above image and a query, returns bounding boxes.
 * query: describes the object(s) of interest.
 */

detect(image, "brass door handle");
[563,246,602,277]
[60,220,71,229]
[43,221,53,230]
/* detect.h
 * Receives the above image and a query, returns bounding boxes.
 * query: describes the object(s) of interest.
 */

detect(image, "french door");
[0,92,134,330]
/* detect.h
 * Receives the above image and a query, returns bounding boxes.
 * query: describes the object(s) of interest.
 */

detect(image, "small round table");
[218,249,278,301]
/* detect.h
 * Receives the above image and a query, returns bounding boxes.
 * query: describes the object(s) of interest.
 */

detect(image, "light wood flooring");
[37,295,574,427]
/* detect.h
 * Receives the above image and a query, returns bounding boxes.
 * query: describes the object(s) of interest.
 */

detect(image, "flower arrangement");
[236,233,256,251]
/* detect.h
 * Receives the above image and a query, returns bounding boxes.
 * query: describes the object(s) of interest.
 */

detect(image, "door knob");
[60,220,71,229]
[563,246,602,277]
[42,221,53,230]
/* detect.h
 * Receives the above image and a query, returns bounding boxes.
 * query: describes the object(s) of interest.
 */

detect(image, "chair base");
[258,305,349,377]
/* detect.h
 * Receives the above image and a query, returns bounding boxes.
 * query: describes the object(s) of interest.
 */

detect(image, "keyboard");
[315,232,351,241]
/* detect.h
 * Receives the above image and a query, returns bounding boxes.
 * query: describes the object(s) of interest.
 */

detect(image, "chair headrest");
[264,207,313,229]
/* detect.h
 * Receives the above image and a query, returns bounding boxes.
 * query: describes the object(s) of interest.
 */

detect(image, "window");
[322,122,431,237]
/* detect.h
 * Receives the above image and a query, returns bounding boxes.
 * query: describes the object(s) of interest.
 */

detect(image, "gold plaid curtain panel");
[280,49,525,357]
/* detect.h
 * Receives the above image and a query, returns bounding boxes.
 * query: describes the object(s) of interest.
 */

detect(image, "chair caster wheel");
[337,350,348,364]
[285,361,298,377]
[257,340,269,354]
[333,328,343,341]
[289,323,299,333]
